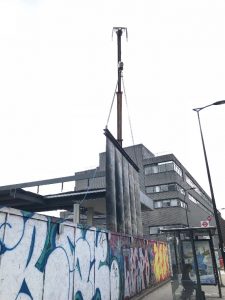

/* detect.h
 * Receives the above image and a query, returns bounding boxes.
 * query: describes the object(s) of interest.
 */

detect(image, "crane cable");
[105,75,138,165]
[122,76,138,166]
[105,81,118,128]
[62,78,138,224]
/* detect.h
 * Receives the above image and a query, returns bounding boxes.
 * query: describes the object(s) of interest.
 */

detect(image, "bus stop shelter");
[161,227,221,300]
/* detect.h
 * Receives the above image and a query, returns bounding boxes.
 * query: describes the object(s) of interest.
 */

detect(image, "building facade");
[74,144,215,236]
[141,153,215,236]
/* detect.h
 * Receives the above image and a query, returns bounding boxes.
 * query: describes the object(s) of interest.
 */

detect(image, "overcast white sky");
[0,0,225,216]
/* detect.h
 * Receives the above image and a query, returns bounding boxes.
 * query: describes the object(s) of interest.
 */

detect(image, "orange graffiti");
[152,242,170,282]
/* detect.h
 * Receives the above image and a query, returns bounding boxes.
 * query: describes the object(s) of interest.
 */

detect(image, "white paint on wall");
[43,247,70,300]
[74,228,95,299]
[0,212,47,300]
[0,207,170,300]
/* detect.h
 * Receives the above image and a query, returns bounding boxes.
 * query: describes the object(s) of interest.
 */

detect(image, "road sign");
[201,220,209,228]
[207,216,212,222]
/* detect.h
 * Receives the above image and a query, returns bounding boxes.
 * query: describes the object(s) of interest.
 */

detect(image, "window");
[154,201,162,208]
[146,183,184,194]
[168,184,176,191]
[188,194,199,204]
[180,201,187,209]
[149,226,160,235]
[154,199,187,209]
[161,184,168,192]
[162,200,171,207]
[170,199,178,207]
[155,186,161,192]
[145,161,182,177]
[146,186,154,193]
[177,185,185,195]
[174,164,182,177]
[146,185,164,193]
[186,175,195,188]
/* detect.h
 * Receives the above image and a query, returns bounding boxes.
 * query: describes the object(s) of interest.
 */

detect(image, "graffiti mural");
[0,207,170,300]
[149,240,171,284]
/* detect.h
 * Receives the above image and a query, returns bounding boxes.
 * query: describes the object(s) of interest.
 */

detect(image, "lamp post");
[193,100,225,269]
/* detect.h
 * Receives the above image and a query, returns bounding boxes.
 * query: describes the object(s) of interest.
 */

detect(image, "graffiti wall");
[0,207,170,300]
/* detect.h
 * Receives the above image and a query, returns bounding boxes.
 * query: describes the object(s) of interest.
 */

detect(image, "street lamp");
[193,100,225,270]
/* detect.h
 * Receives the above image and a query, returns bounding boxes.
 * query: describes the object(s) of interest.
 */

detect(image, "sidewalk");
[131,280,173,300]
[132,271,225,300]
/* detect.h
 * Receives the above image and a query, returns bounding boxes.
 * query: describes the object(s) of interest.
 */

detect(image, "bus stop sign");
[201,220,209,228]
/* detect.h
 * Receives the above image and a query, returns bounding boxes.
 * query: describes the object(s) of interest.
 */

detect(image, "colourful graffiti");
[0,207,170,300]
[149,241,171,284]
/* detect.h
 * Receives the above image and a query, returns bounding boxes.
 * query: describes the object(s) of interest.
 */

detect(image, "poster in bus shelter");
[182,240,216,285]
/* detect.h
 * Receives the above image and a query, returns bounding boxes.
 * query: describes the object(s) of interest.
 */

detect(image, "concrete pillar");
[134,170,143,236]
[123,158,132,235]
[115,148,125,233]
[87,207,94,226]
[73,203,80,224]
[106,139,117,232]
[129,164,137,235]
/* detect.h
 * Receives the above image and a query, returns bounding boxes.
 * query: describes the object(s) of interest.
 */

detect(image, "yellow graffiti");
[152,242,170,282]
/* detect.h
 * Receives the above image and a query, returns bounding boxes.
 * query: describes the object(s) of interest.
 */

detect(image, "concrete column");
[73,203,80,224]
[115,148,125,233]
[134,170,143,236]
[122,158,132,235]
[106,139,117,232]
[87,208,94,226]
[129,164,137,235]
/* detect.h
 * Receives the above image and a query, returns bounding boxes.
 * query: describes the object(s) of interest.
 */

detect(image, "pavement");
[132,271,225,300]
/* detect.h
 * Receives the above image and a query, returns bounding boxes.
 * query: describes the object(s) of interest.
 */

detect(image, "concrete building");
[141,152,215,235]
[0,142,216,238]
[74,144,215,236]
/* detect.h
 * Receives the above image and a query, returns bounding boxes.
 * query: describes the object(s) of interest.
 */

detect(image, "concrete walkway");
[141,281,173,300]
[133,271,225,300]
[140,281,225,300]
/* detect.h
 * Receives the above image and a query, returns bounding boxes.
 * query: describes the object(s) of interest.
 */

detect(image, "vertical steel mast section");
[113,27,128,147]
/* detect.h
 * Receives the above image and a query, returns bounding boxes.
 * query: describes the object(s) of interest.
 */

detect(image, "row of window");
[147,185,212,214]
[185,175,212,208]
[188,194,213,214]
[144,161,213,214]
[146,183,185,195]
[188,194,198,204]
[153,195,212,215]
[154,199,187,209]
[145,162,210,201]
[144,161,182,177]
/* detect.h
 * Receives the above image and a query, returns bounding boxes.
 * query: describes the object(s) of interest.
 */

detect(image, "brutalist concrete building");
[74,144,215,236]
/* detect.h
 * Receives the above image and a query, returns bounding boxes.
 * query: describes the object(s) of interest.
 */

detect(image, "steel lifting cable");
[122,76,138,166]
[77,81,118,209]
[59,167,98,224]
[65,81,118,220]
[105,81,118,128]
[79,167,98,206]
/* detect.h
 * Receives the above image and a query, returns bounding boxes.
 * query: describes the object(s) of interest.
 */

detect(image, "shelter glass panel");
[182,240,216,285]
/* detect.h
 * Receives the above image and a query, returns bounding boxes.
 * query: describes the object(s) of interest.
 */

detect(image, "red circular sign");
[207,216,212,222]
[202,221,209,227]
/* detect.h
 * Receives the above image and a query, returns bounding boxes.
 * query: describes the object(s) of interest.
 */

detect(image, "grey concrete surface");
[141,281,173,300]
[136,271,225,300]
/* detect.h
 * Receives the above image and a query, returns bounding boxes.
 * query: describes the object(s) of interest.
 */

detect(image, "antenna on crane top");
[112,27,128,147]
